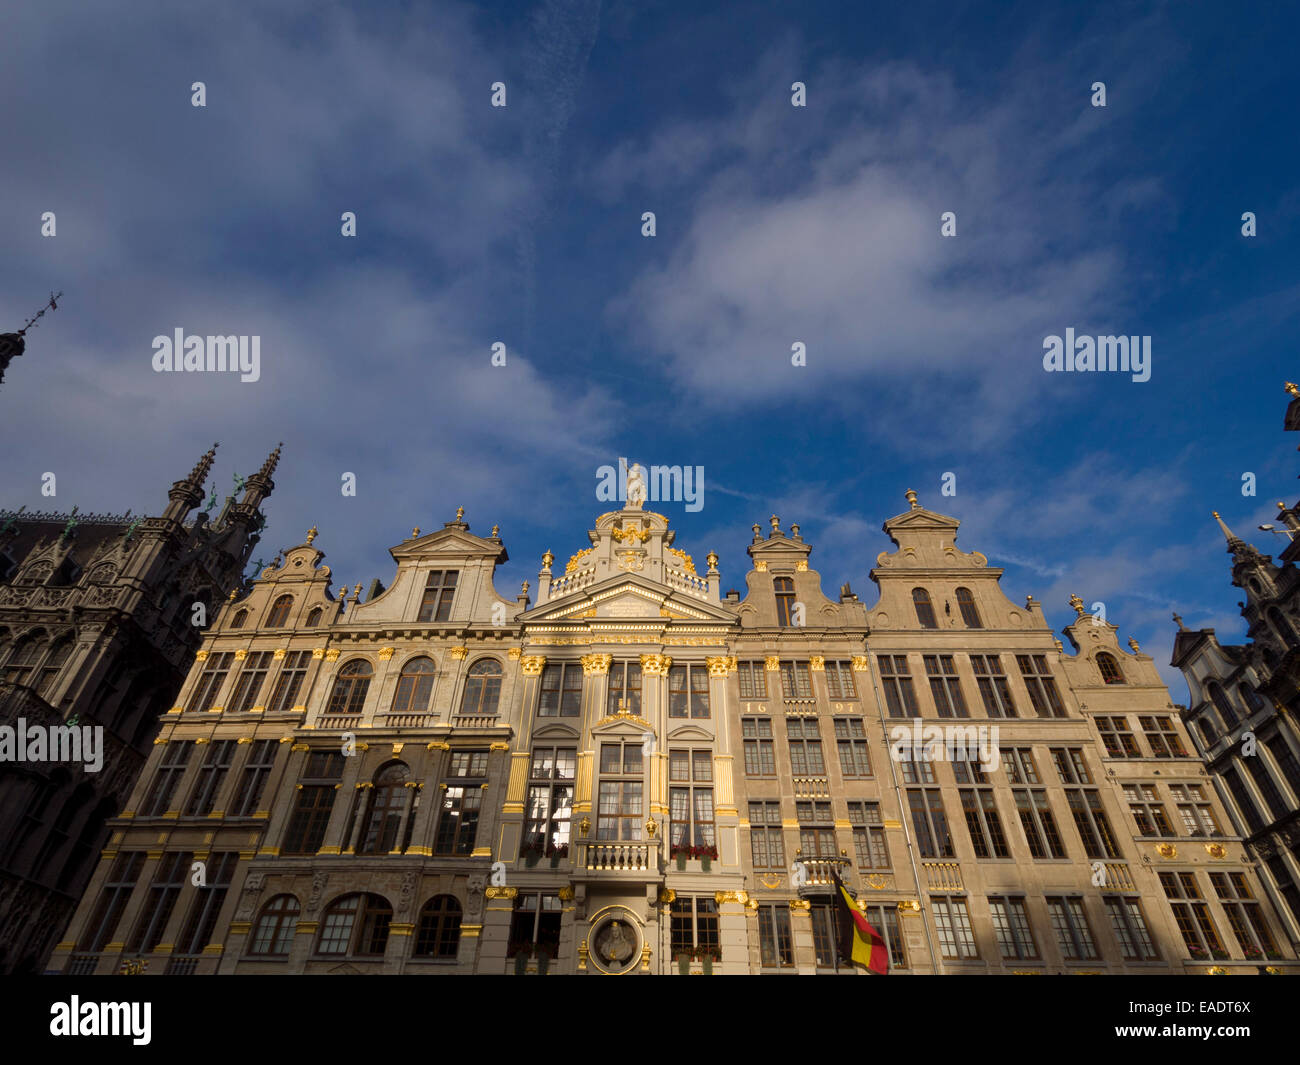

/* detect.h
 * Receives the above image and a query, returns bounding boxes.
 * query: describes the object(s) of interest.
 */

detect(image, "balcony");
[316,713,361,730]
[792,776,832,798]
[578,839,662,876]
[796,857,849,887]
[1102,862,1135,890]
[451,714,503,729]
[921,862,964,891]
[379,712,436,728]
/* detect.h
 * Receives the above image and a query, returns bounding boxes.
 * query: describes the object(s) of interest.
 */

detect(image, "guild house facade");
[51,490,1297,974]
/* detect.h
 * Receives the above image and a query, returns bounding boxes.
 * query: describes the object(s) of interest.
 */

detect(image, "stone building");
[0,443,277,972]
[51,491,1295,974]
[1170,382,1300,937]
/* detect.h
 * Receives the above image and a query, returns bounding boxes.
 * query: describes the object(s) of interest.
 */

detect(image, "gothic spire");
[1211,510,1243,548]
[165,442,219,520]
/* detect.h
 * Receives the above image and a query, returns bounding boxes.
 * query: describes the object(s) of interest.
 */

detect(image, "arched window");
[415,896,462,958]
[36,637,74,698]
[316,893,392,956]
[3,632,47,686]
[230,609,248,630]
[266,595,293,628]
[305,607,324,628]
[1196,715,1218,747]
[460,659,502,717]
[1096,652,1125,685]
[1240,685,1266,713]
[327,660,372,716]
[249,895,300,956]
[391,657,436,714]
[955,587,982,629]
[774,577,796,626]
[360,763,410,855]
[912,588,937,629]
[1207,682,1239,729]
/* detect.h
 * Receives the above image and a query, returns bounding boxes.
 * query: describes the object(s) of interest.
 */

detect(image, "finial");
[752,523,762,543]
[1026,594,1036,606]
[1069,593,1085,616]
[542,549,554,570]
[411,527,420,538]
[1128,636,1140,653]
[339,586,348,603]
[707,550,719,571]
[353,583,363,599]
[905,488,919,509]
[1279,502,1288,511]
[1173,612,1184,630]
[491,524,500,537]
[228,588,238,602]
[770,514,780,534]
[1287,382,1299,397]
[790,522,801,540]
[521,579,530,594]
[456,505,465,522]
[1053,639,1064,652]
[306,525,318,545]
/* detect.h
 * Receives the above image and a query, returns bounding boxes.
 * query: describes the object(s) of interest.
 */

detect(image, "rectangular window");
[1016,654,1066,718]
[267,650,312,713]
[1096,716,1141,758]
[668,663,711,718]
[971,655,1017,718]
[1104,896,1160,961]
[796,800,835,857]
[810,903,838,968]
[228,651,275,714]
[877,655,918,718]
[1139,715,1189,759]
[1045,897,1099,960]
[1124,784,1174,838]
[931,896,978,958]
[1002,747,1040,785]
[908,789,954,858]
[742,717,775,776]
[847,800,890,869]
[128,851,194,953]
[749,801,785,870]
[898,746,936,784]
[1266,735,1300,795]
[924,654,969,718]
[1013,789,1068,859]
[78,851,146,952]
[865,904,907,970]
[1160,872,1227,959]
[522,746,575,854]
[787,717,826,775]
[1050,747,1093,785]
[539,662,583,717]
[508,893,562,959]
[824,661,857,700]
[176,851,238,956]
[1210,872,1281,959]
[283,752,344,855]
[1223,766,1265,834]
[1066,788,1122,859]
[959,788,1011,858]
[1170,784,1222,837]
[758,904,794,968]
[417,570,458,623]
[188,652,234,712]
[607,661,642,715]
[738,661,768,700]
[779,660,813,700]
[1244,755,1289,820]
[435,780,483,856]
[142,742,193,817]
[229,739,278,817]
[833,717,872,777]
[186,740,237,816]
[989,896,1039,959]
[669,748,715,850]
[596,742,643,841]
[670,896,720,961]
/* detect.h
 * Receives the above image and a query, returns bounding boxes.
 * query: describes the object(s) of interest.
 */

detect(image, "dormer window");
[418,570,458,623]
[955,587,982,628]
[912,588,937,629]
[774,577,796,626]
[1097,652,1125,685]
[266,595,293,628]
[230,609,249,630]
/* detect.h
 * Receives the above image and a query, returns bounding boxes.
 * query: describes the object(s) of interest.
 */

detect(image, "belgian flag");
[832,870,889,975]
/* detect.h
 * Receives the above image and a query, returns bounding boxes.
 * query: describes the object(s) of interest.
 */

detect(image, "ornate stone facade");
[0,443,277,972]
[51,499,1295,974]
[1171,383,1300,939]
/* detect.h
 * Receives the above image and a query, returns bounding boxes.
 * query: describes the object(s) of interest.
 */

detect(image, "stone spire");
[234,442,281,512]
[1212,510,1243,548]
[165,442,219,520]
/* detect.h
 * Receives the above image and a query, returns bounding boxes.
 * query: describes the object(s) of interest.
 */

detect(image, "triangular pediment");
[389,525,506,563]
[520,573,735,625]
[883,507,961,534]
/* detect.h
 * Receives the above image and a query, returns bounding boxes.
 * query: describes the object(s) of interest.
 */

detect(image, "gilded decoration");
[1156,843,1178,859]
[639,653,672,676]
[520,655,547,676]
[449,646,468,660]
[484,886,518,900]
[565,548,593,574]
[754,560,768,571]
[581,653,613,675]
[715,891,748,905]
[617,551,644,572]
[312,648,326,659]
[377,647,395,660]
[508,648,523,659]
[788,899,811,912]
[665,547,697,575]
[809,655,825,671]
[796,560,808,571]
[850,655,869,671]
[1205,843,1227,859]
[765,656,780,672]
[195,651,209,662]
[611,526,651,544]
[325,649,341,661]
[273,648,287,660]
[706,656,730,677]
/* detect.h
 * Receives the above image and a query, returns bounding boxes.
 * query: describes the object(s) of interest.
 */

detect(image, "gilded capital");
[508,647,523,659]
[639,653,672,676]
[706,656,730,677]
[195,650,209,662]
[809,655,825,671]
[484,886,518,900]
[715,890,748,905]
[581,653,613,676]
[273,648,287,660]
[324,649,341,662]
[377,647,395,660]
[788,898,811,912]
[520,655,547,676]
[311,648,326,659]
[764,655,780,672]
[233,649,248,660]
[851,655,869,671]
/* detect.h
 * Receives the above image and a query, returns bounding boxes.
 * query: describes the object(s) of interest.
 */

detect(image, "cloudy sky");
[3,0,1298,699]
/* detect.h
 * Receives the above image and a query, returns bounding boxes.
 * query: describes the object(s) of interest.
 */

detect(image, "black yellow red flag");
[832,869,889,975]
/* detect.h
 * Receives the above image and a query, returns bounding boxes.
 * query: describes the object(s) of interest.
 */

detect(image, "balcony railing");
[581,839,660,873]
[921,862,963,891]
[1103,862,1135,890]
[316,713,361,729]
[380,713,436,728]
[164,956,200,976]
[796,857,848,886]
[64,954,98,976]
[792,776,831,798]
[451,714,502,728]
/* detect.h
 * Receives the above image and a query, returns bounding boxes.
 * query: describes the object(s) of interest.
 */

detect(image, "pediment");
[521,574,735,624]
[883,507,961,533]
[533,722,581,740]
[389,526,506,562]
[666,724,714,742]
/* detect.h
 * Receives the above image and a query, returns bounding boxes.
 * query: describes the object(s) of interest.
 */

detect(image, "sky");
[3,0,1299,702]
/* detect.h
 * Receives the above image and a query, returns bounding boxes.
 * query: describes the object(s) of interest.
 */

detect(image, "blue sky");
[3,0,1299,700]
